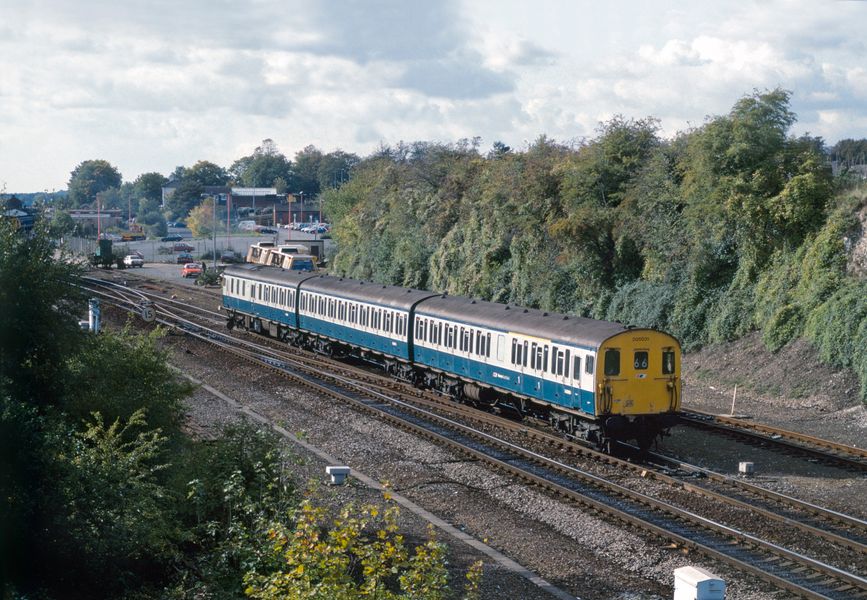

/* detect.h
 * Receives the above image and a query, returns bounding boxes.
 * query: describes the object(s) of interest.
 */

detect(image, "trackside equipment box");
[674,566,725,600]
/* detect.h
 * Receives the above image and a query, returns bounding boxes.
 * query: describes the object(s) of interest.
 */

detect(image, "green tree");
[165,178,204,220]
[49,210,77,238]
[0,219,83,406]
[67,160,122,207]
[231,139,294,188]
[293,145,324,197]
[187,160,229,186]
[49,410,176,591]
[317,150,359,190]
[133,172,168,204]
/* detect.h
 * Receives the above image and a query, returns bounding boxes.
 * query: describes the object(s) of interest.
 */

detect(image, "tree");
[186,160,229,187]
[165,178,204,220]
[67,160,122,207]
[133,172,168,204]
[186,196,219,237]
[0,219,83,407]
[293,145,324,197]
[317,150,359,190]
[230,139,293,188]
[49,210,76,237]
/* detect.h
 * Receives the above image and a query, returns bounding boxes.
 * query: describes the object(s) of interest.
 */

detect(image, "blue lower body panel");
[414,347,595,417]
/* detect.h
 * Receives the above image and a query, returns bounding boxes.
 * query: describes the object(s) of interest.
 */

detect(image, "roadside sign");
[140,302,156,323]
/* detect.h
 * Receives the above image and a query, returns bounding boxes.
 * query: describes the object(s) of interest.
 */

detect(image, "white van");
[238,220,257,231]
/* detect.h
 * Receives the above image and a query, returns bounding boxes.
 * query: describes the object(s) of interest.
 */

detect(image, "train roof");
[416,294,629,349]
[223,263,316,287]
[301,275,438,310]
[224,264,662,348]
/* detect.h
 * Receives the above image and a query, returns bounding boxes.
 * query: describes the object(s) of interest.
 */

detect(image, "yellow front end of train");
[595,329,681,420]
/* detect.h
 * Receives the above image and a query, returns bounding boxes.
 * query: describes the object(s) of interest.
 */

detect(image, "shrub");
[762,304,804,352]
[605,280,677,331]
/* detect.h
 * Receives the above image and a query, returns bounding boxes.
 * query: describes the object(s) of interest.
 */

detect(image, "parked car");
[259,227,277,234]
[176,252,194,264]
[181,263,203,278]
[161,234,183,242]
[123,254,144,268]
[220,251,238,263]
[173,242,194,252]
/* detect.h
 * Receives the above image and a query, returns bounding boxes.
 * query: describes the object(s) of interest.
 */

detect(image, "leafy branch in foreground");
[243,493,482,600]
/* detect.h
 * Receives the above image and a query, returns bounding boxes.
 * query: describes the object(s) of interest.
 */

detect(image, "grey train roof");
[225,264,637,348]
[223,264,316,287]
[416,294,629,350]
[301,275,438,310]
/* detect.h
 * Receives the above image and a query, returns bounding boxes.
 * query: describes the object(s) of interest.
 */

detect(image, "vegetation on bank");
[321,90,867,401]
[0,219,481,598]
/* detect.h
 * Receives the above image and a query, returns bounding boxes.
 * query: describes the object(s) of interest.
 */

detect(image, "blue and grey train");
[221,264,681,449]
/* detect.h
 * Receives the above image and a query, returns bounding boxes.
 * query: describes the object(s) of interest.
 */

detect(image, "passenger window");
[573,356,581,380]
[486,333,492,358]
[634,351,648,370]
[662,350,676,375]
[604,349,620,376]
[523,341,528,367]
[511,339,517,364]
[586,355,594,375]
[565,350,571,377]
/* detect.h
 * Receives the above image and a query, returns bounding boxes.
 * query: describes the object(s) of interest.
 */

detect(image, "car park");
[181,263,203,278]
[162,234,183,242]
[176,252,194,264]
[173,242,194,252]
[123,254,144,268]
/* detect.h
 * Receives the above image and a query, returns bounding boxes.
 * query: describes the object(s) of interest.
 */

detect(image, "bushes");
[803,281,867,370]
[763,304,805,352]
[605,280,677,331]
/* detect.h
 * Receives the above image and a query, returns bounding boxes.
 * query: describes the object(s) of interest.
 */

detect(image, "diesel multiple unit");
[221,264,681,450]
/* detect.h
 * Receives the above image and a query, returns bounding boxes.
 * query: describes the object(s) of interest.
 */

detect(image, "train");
[220,264,681,450]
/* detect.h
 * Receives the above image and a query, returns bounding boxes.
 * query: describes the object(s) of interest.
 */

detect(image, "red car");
[181,263,203,278]
[173,242,194,252]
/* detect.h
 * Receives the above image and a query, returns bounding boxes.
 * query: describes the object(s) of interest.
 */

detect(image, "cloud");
[396,57,513,99]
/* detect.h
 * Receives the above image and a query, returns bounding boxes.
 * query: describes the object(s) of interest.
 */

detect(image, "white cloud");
[1,0,867,191]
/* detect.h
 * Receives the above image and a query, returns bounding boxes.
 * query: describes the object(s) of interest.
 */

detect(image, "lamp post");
[212,196,217,270]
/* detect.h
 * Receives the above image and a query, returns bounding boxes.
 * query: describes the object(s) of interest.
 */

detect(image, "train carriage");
[222,264,314,339]
[413,296,681,447]
[296,276,436,364]
[220,264,681,450]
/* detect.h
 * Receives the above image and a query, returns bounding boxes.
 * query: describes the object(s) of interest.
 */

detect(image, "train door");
[549,345,575,407]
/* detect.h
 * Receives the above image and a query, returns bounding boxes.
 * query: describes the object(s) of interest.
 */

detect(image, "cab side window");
[604,349,620,376]
[662,350,676,375]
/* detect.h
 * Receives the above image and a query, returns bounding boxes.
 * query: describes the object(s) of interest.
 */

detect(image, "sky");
[2,0,866,192]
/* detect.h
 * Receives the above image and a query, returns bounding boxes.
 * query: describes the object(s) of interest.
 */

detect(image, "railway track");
[83,275,867,599]
[680,410,867,472]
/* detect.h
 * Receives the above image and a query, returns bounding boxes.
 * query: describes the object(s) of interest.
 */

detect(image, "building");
[66,208,122,231]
